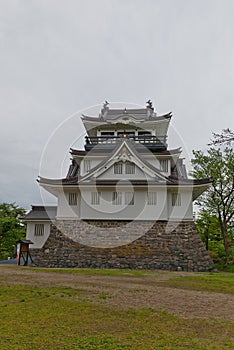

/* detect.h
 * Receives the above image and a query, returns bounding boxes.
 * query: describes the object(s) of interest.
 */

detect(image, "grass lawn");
[0,267,233,350]
[158,272,234,293]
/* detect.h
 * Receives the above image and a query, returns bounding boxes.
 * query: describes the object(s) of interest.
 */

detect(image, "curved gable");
[79,140,168,183]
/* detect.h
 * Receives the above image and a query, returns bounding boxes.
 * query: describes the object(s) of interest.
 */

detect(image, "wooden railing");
[85,135,167,146]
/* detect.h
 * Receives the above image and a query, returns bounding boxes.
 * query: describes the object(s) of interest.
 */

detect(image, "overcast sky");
[0,0,234,209]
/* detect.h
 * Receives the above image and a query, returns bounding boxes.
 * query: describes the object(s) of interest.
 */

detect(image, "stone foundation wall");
[31,220,214,271]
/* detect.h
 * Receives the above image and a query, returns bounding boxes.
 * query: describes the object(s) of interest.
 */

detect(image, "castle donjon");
[24,101,214,271]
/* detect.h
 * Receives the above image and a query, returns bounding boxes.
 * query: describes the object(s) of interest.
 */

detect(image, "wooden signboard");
[16,240,34,266]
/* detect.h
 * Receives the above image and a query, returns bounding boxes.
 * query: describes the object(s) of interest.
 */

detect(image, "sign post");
[16,240,34,266]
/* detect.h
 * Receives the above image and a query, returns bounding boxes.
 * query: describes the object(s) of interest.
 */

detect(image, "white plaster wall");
[56,188,193,221]
[137,188,168,220]
[80,154,171,177]
[146,157,171,176]
[26,221,51,249]
[80,188,168,220]
[98,164,153,180]
[57,191,80,219]
[80,158,105,176]
[167,190,193,220]
[154,122,169,137]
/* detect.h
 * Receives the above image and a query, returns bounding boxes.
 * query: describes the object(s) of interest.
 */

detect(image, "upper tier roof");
[82,108,172,123]
[81,101,172,125]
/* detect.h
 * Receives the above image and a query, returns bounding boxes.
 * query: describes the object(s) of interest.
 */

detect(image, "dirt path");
[0,266,233,320]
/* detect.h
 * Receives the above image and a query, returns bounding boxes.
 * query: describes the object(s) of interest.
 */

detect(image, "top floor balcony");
[84,135,167,151]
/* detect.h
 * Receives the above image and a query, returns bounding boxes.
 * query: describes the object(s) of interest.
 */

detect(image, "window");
[138,131,151,136]
[101,132,114,136]
[114,162,123,174]
[147,192,157,205]
[114,161,135,175]
[112,191,122,205]
[91,192,100,205]
[125,162,135,174]
[69,192,77,206]
[34,224,44,236]
[160,159,168,172]
[125,192,134,205]
[172,193,181,206]
[84,159,91,172]
[100,132,115,143]
[117,131,135,137]
[138,131,152,143]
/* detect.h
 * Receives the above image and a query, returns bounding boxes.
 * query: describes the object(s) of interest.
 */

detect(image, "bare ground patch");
[0,266,233,320]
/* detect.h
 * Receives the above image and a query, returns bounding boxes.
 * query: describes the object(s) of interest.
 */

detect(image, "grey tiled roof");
[82,108,172,122]
[79,178,212,186]
[104,108,148,120]
[23,206,57,221]
[38,176,78,185]
[70,147,182,156]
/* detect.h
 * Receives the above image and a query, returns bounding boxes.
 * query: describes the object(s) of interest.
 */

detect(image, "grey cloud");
[0,0,233,208]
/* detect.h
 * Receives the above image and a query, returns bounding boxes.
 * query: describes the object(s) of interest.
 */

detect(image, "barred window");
[147,192,157,205]
[160,159,168,172]
[34,224,44,236]
[84,159,91,172]
[125,162,135,174]
[125,192,134,205]
[172,193,181,206]
[114,162,123,174]
[69,192,77,206]
[91,192,100,205]
[138,131,151,136]
[112,191,122,205]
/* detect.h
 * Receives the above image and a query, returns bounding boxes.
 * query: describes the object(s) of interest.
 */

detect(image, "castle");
[24,101,214,271]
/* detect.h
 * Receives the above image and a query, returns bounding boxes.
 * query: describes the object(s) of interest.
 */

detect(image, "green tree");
[196,209,222,250]
[0,203,26,260]
[191,147,234,254]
